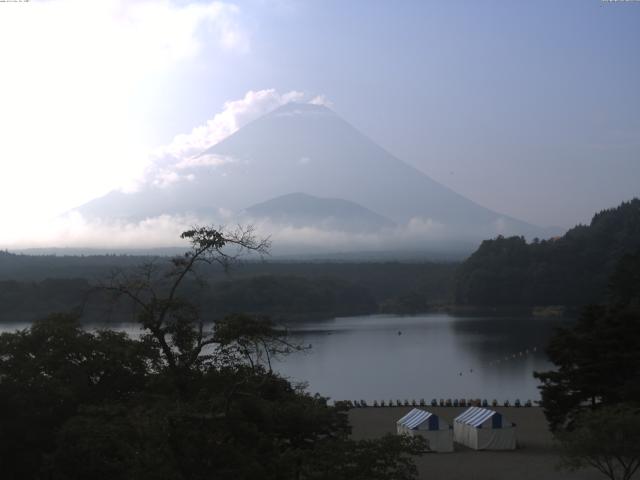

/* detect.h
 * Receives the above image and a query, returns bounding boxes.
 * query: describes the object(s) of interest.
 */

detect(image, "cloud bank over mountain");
[156,89,305,161]
[0,0,254,230]
[4,90,561,256]
[3,210,459,256]
[132,89,316,193]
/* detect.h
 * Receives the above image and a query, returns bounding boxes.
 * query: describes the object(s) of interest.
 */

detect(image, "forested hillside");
[0,255,456,322]
[454,199,640,306]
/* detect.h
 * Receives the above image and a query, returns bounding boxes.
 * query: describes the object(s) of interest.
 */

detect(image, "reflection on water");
[273,314,568,402]
[0,314,568,402]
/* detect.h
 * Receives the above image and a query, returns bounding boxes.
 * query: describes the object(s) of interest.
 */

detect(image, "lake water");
[272,314,566,403]
[0,313,566,403]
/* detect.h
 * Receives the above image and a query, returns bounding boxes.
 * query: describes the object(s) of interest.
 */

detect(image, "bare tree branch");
[95,225,273,380]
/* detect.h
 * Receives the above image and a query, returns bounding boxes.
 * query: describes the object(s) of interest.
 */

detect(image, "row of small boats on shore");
[338,398,534,408]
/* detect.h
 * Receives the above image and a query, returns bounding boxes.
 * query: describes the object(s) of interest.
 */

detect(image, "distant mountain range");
[75,102,560,254]
[242,192,395,233]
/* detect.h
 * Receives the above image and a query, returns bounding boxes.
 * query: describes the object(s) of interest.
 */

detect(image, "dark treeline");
[204,275,376,318]
[4,198,638,320]
[0,278,91,321]
[532,251,640,480]
[0,251,146,281]
[0,228,426,480]
[535,249,640,429]
[454,199,640,307]
[0,256,456,322]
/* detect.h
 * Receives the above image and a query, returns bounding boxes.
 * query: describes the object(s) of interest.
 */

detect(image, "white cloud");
[0,0,249,227]
[157,89,305,160]
[273,108,331,118]
[151,155,235,188]
[144,89,328,188]
[405,217,446,236]
[175,154,237,169]
[309,94,333,107]
[153,170,182,188]
[0,68,332,246]
[262,223,383,251]
[3,208,452,253]
[235,216,451,253]
[2,213,195,249]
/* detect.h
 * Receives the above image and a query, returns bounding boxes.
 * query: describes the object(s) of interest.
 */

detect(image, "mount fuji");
[75,102,553,254]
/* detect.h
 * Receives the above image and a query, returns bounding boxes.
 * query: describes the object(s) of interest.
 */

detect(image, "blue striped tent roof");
[454,407,508,428]
[397,408,437,430]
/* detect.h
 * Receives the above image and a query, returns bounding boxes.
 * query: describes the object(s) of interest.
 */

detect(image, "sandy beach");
[349,406,606,480]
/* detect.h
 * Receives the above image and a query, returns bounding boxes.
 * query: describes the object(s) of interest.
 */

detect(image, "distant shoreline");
[0,306,579,326]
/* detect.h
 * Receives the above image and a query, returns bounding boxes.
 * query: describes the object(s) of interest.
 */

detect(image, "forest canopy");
[454,199,640,307]
[0,226,427,480]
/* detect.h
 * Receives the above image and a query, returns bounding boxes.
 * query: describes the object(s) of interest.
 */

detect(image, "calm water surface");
[0,313,566,403]
[272,313,566,403]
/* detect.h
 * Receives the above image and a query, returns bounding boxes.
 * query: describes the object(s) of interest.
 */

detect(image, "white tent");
[453,407,516,450]
[396,408,454,453]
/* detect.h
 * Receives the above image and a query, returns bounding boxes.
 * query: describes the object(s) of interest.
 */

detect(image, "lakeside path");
[349,407,604,480]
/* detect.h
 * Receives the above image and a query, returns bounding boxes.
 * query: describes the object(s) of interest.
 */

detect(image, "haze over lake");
[273,314,562,403]
[0,313,563,402]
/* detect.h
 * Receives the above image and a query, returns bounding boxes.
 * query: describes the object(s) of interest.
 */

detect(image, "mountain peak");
[243,192,395,233]
[267,101,334,117]
[75,99,550,251]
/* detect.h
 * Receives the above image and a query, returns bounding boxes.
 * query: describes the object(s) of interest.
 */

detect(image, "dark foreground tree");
[0,226,427,480]
[0,314,155,479]
[299,435,426,480]
[558,404,640,480]
[454,199,640,307]
[101,225,271,376]
[534,249,640,432]
[534,304,640,431]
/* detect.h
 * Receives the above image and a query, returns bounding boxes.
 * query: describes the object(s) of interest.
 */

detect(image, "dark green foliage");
[205,275,377,317]
[455,199,640,306]
[534,250,640,432]
[0,278,90,320]
[299,435,427,480]
[608,250,640,310]
[0,314,154,479]
[0,250,148,281]
[0,262,456,323]
[534,305,640,431]
[558,404,640,480]
[214,313,305,371]
[379,290,435,314]
[46,370,355,480]
[0,227,425,479]
[0,314,425,480]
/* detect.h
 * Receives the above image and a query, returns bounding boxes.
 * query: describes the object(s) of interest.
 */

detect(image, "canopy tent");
[396,408,454,452]
[453,407,516,450]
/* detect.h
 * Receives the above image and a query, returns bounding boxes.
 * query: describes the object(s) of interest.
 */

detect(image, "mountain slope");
[242,192,395,233]
[454,199,640,306]
[76,102,549,245]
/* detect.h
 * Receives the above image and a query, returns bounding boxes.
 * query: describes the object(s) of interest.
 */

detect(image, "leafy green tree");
[0,226,427,480]
[455,199,640,307]
[558,404,640,480]
[298,434,427,480]
[608,250,640,310]
[534,306,640,430]
[0,314,154,479]
[102,225,270,378]
[214,313,303,372]
[534,250,640,431]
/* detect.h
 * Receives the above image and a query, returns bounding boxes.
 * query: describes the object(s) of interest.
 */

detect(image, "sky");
[0,0,638,247]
